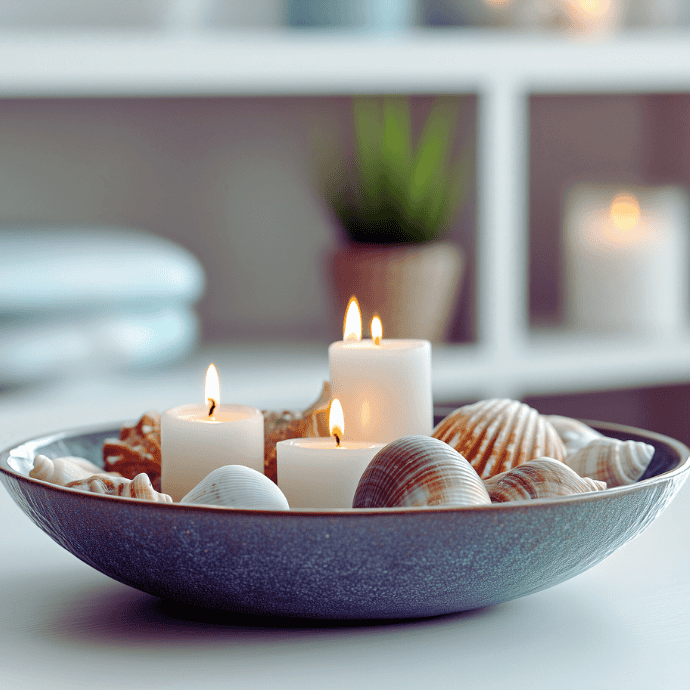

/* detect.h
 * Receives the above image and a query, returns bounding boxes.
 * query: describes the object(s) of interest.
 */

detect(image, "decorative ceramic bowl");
[1,418,688,620]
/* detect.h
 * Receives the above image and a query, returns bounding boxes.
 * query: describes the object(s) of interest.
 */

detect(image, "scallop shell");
[30,454,111,486]
[352,435,491,509]
[262,381,331,483]
[544,415,603,456]
[180,465,290,510]
[432,399,567,479]
[564,437,655,487]
[483,457,607,503]
[65,472,172,502]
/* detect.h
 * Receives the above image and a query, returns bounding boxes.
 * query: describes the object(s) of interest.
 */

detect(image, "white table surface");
[1,343,690,690]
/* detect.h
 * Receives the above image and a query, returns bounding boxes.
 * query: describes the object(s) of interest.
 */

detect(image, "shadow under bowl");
[1,419,689,620]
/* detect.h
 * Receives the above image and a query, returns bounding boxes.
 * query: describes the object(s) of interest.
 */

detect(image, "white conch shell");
[65,472,172,502]
[432,399,566,479]
[30,454,109,486]
[352,435,491,509]
[544,415,603,456]
[180,465,290,510]
[483,457,607,503]
[564,437,655,487]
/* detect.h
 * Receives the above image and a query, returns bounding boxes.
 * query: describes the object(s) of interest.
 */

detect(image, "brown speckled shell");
[432,399,567,479]
[484,457,607,503]
[352,435,491,509]
[66,472,172,502]
[564,437,655,487]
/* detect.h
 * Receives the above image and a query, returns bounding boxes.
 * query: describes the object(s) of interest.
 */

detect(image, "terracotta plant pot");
[328,241,464,341]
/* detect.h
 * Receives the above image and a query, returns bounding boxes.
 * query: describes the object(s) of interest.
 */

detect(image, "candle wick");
[208,399,216,417]
[334,432,341,448]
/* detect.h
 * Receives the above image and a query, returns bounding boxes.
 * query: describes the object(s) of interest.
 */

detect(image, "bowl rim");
[1,418,689,517]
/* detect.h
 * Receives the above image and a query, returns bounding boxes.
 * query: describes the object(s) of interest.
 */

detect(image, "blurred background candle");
[161,364,264,501]
[563,183,689,335]
[328,297,432,443]
[276,398,384,509]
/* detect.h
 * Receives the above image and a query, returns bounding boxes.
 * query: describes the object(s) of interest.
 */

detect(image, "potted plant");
[326,95,472,341]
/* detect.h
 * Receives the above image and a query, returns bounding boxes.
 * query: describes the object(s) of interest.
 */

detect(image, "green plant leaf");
[353,96,383,214]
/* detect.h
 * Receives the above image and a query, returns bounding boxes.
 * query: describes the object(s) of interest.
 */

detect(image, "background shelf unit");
[4,28,690,403]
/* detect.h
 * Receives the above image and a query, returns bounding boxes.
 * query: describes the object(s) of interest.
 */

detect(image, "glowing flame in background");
[344,296,362,341]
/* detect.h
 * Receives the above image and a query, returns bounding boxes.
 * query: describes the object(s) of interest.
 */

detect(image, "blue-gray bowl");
[1,418,688,620]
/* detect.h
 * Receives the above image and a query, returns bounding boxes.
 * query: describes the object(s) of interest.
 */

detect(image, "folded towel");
[0,306,199,384]
[0,227,205,313]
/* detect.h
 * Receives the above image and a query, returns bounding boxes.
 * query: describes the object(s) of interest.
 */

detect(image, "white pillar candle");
[563,184,689,335]
[328,299,432,443]
[161,364,264,502]
[277,398,384,509]
[277,438,384,509]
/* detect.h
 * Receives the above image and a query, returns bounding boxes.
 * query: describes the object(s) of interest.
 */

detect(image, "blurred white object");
[0,307,199,384]
[0,227,206,385]
[0,228,205,313]
[563,183,689,335]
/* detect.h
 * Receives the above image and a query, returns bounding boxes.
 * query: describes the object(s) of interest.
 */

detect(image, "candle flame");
[343,296,362,341]
[578,0,610,17]
[205,363,220,417]
[610,193,641,231]
[329,398,344,447]
[371,314,382,346]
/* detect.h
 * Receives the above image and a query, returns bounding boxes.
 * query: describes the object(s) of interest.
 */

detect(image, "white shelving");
[5,28,690,401]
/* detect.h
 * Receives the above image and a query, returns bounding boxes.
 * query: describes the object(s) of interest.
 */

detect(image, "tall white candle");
[563,184,688,334]
[161,364,264,502]
[276,399,384,509]
[328,299,432,443]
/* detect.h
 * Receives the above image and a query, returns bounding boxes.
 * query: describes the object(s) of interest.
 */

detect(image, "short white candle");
[161,364,264,502]
[564,184,689,334]
[328,299,432,443]
[277,399,384,509]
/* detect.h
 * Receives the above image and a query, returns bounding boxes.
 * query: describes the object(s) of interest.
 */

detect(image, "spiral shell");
[544,415,603,456]
[484,457,607,503]
[181,465,290,510]
[432,399,566,479]
[30,455,109,486]
[65,472,172,502]
[564,437,655,487]
[352,435,491,509]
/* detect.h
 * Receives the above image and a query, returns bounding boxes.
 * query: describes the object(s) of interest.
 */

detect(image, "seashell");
[180,465,290,510]
[65,472,172,502]
[564,437,655,487]
[103,410,162,490]
[262,380,331,483]
[352,435,491,509]
[432,399,567,480]
[30,454,110,486]
[544,415,603,456]
[484,457,607,503]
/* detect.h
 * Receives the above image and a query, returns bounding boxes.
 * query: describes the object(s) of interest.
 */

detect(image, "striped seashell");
[181,465,290,510]
[484,457,607,503]
[432,399,567,480]
[66,472,172,502]
[544,415,603,456]
[564,437,655,487]
[352,435,491,509]
[30,454,109,486]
